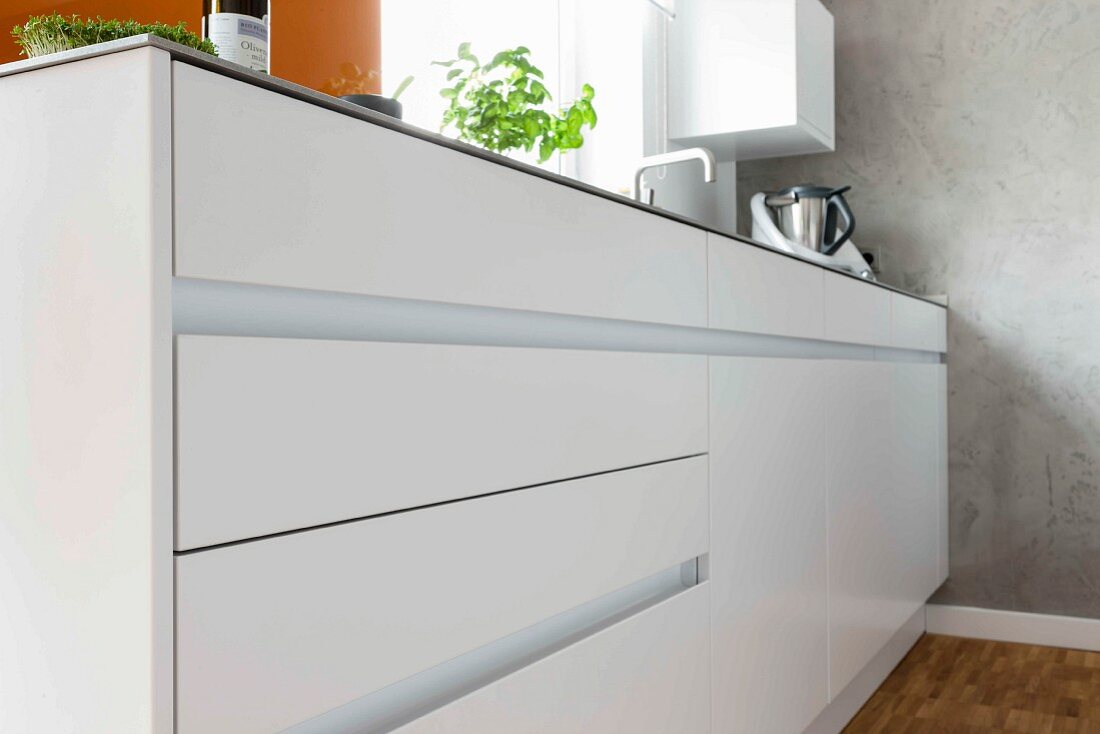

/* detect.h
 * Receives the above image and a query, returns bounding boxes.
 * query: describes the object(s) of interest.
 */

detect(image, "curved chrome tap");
[631,147,717,205]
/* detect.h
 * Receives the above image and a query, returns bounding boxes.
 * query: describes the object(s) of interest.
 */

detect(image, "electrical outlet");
[869,246,885,276]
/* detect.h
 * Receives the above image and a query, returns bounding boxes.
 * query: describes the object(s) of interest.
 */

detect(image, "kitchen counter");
[0,35,942,308]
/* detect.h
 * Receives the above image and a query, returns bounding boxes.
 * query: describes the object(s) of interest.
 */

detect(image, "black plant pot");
[339,94,403,120]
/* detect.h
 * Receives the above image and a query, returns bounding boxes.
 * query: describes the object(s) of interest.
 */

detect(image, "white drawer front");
[823,271,892,347]
[175,457,708,734]
[175,336,707,550]
[172,62,707,327]
[709,234,825,339]
[891,293,947,352]
[395,585,711,734]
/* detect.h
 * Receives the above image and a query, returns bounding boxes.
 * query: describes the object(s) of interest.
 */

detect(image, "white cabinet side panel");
[0,49,173,733]
[937,365,950,585]
[892,293,948,353]
[795,0,836,145]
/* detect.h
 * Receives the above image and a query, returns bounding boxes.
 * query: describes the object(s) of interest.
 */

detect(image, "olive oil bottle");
[203,0,269,72]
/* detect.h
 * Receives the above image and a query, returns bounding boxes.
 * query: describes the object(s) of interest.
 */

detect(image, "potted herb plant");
[11,13,215,59]
[322,63,415,120]
[433,42,597,163]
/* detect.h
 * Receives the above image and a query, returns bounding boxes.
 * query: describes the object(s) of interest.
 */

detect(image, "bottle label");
[208,12,268,72]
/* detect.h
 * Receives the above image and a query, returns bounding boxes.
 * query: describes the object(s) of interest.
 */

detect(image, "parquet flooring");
[843,634,1100,733]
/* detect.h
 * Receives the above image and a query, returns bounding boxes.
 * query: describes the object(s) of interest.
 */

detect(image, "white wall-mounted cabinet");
[668,0,835,161]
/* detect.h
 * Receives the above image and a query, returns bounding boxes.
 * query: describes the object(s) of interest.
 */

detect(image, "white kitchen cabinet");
[892,364,943,604]
[669,0,835,160]
[937,365,950,585]
[175,457,708,734]
[1,41,948,734]
[708,234,825,339]
[172,62,707,327]
[710,358,829,733]
[394,585,711,734]
[827,362,941,696]
[892,293,948,353]
[823,271,893,347]
[826,361,898,695]
[175,336,706,550]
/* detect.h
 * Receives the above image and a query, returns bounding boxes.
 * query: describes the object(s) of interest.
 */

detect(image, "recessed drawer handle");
[282,560,706,734]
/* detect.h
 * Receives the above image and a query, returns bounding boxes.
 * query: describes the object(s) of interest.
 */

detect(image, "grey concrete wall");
[738,0,1100,618]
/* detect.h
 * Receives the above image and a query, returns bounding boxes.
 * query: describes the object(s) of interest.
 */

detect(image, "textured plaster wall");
[738,0,1100,618]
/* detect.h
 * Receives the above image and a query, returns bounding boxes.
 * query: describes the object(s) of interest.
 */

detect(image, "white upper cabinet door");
[891,363,942,606]
[891,294,947,353]
[175,336,707,550]
[175,457,708,734]
[827,361,905,696]
[669,0,834,160]
[172,62,707,327]
[709,357,829,733]
[709,234,825,339]
[823,271,892,347]
[394,586,711,734]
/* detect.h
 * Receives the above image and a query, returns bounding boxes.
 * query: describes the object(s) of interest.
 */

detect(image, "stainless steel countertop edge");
[0,35,946,308]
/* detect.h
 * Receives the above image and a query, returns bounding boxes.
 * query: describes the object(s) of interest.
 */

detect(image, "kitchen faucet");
[631,147,718,205]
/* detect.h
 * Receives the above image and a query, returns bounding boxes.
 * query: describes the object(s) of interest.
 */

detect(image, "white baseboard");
[802,605,926,734]
[926,604,1100,652]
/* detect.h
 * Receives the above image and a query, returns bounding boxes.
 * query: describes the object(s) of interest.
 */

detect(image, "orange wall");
[273,1,381,94]
[2,0,381,94]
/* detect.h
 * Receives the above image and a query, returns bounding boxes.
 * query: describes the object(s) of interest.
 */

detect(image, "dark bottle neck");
[204,0,267,19]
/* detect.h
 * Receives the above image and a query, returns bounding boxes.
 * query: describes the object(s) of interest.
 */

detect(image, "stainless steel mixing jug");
[764,184,856,256]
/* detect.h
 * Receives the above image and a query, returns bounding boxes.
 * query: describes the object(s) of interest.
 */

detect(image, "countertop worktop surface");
[0,35,944,308]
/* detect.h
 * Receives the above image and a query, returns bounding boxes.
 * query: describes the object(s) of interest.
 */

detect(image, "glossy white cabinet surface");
[708,234,825,339]
[669,0,835,160]
[175,336,706,550]
[891,364,943,606]
[0,44,952,734]
[175,457,708,734]
[395,585,711,734]
[823,272,892,347]
[937,365,950,585]
[827,362,900,695]
[172,62,707,327]
[827,362,941,696]
[0,48,174,734]
[710,358,829,733]
[892,293,947,352]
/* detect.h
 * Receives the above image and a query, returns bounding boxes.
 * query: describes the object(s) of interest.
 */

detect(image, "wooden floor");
[844,634,1100,733]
